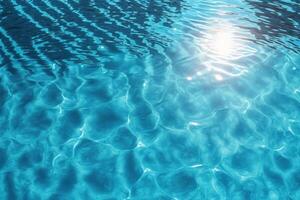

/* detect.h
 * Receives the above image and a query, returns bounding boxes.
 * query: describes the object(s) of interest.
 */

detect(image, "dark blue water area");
[0,0,300,199]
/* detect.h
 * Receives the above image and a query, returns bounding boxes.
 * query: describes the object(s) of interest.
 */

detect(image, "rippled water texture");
[1,0,300,199]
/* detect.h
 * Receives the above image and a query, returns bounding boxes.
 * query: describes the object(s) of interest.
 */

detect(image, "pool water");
[1,0,300,199]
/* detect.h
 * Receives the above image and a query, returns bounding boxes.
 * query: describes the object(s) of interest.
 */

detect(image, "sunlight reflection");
[212,30,236,57]
[205,25,238,60]
[214,74,224,81]
[195,22,255,81]
[202,22,257,61]
[186,76,193,81]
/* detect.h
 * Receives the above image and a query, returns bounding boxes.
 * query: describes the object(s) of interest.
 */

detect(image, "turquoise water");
[1,0,300,199]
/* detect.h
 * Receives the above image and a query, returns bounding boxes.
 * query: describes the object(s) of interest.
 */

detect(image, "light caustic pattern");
[0,0,300,199]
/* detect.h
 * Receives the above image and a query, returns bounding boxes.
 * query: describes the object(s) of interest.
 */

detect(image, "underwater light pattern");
[0,0,300,199]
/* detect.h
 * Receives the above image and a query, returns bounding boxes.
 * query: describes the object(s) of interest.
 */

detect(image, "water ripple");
[1,0,300,199]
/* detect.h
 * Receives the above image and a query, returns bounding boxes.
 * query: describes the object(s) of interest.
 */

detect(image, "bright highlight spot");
[214,74,224,81]
[186,76,193,81]
[196,71,202,76]
[214,31,235,56]
[209,28,237,59]
[200,23,243,61]
[189,121,200,126]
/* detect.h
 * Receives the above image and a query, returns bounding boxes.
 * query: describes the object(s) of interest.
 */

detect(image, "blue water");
[1,0,300,199]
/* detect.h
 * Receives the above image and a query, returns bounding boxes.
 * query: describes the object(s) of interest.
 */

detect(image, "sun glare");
[203,25,238,61]
[212,30,236,57]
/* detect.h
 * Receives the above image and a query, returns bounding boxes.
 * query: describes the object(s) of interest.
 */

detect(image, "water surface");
[1,0,300,199]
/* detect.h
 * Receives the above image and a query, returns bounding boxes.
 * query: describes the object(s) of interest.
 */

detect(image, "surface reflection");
[0,0,186,71]
[198,22,252,81]
[1,1,300,200]
[243,0,300,53]
[205,25,237,60]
